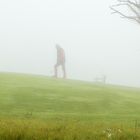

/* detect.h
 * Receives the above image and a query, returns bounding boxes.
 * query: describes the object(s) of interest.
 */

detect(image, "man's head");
[56,44,61,49]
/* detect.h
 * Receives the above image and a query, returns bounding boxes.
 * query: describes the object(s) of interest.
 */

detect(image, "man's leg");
[54,63,59,78]
[62,63,66,79]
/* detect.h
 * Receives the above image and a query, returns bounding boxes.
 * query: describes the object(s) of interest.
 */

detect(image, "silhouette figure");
[54,44,66,79]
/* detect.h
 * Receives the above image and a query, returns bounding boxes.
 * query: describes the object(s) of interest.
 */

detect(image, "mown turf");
[0,72,140,139]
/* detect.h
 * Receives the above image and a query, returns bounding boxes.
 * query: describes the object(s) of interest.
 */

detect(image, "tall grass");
[0,119,140,140]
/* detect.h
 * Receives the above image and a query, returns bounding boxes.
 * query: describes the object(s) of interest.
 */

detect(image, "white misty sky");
[0,0,140,87]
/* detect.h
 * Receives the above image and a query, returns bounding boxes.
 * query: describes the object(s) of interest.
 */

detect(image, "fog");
[0,0,140,87]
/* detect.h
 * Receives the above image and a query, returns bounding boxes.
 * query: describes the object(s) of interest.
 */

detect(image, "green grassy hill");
[0,72,140,122]
[1,73,140,140]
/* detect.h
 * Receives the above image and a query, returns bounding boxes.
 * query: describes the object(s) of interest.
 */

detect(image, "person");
[54,44,66,79]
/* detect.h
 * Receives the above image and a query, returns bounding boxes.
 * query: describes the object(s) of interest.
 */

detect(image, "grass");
[1,119,140,140]
[0,72,140,139]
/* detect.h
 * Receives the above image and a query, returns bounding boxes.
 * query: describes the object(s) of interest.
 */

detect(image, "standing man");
[54,44,66,79]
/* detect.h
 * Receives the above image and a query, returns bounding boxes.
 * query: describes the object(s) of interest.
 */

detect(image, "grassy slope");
[1,73,140,139]
[0,72,140,123]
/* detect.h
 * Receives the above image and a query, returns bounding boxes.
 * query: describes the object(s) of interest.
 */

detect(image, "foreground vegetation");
[0,72,140,139]
[0,119,140,140]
